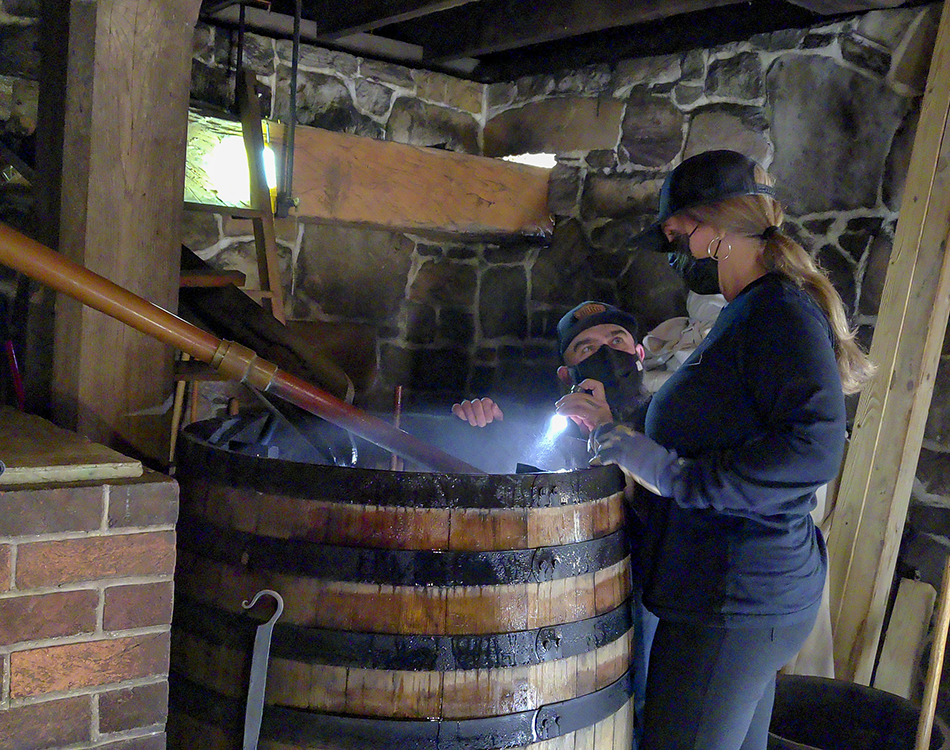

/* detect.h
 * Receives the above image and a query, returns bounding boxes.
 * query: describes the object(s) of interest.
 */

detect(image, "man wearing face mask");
[552,300,650,434]
[452,300,650,438]
[452,300,656,750]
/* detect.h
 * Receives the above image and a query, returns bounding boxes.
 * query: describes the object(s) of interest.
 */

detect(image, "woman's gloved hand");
[588,422,684,497]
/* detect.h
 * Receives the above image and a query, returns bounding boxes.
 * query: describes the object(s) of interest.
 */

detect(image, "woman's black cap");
[635,150,776,253]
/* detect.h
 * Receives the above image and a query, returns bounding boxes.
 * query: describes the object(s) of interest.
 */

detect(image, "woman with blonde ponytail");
[590,150,875,750]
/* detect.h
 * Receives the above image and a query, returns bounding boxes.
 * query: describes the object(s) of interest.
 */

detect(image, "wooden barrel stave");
[173,622,632,717]
[169,672,636,750]
[175,519,633,634]
[176,556,631,635]
[179,475,626,551]
[170,700,634,750]
[170,420,635,749]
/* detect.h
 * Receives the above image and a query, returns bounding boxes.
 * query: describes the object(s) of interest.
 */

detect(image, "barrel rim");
[179,417,625,509]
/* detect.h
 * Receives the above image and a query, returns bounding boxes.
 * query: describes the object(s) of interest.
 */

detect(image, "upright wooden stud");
[827,0,950,683]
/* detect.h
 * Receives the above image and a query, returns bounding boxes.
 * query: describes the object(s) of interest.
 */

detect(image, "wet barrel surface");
[168,417,634,750]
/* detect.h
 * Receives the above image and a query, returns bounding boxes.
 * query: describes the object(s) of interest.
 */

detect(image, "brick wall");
[0,473,179,750]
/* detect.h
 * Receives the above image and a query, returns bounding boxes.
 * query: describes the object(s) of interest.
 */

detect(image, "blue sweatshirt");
[640,273,846,626]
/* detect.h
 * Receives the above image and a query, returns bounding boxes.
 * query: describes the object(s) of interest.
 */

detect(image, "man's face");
[563,323,643,366]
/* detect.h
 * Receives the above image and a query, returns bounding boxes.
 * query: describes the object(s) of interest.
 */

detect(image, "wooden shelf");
[179,268,247,288]
[183,201,264,219]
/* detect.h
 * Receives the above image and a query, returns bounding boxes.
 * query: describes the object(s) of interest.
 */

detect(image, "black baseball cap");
[635,150,776,253]
[557,301,640,355]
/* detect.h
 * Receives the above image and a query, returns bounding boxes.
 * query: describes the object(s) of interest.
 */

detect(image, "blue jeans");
[640,615,817,750]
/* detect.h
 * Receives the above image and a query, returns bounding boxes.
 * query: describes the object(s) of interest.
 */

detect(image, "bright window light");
[503,153,557,169]
[205,134,277,206]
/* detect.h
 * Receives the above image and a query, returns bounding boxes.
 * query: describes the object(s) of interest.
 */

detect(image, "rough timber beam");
[271,122,553,239]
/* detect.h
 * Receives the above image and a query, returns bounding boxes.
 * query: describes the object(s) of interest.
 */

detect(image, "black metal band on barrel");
[169,667,635,750]
[179,421,625,509]
[174,592,632,671]
[178,513,628,586]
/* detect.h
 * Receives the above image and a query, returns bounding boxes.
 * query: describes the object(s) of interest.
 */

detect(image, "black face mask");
[668,252,721,296]
[568,346,646,421]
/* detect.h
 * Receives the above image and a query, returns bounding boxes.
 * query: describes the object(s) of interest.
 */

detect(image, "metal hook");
[241,589,284,750]
[242,588,285,624]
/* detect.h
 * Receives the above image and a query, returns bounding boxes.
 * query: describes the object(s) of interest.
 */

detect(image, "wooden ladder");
[234,67,286,324]
[170,69,287,465]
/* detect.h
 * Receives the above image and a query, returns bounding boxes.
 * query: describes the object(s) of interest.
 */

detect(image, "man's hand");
[452,398,504,427]
[554,378,613,434]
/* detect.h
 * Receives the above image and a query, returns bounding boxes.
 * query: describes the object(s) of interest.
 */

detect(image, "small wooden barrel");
[168,418,634,750]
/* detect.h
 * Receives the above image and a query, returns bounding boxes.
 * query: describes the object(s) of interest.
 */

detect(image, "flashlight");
[545,413,570,439]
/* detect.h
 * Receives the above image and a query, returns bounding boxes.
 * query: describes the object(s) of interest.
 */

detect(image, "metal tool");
[241,589,284,750]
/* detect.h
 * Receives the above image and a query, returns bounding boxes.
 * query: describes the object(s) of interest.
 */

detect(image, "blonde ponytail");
[687,169,876,394]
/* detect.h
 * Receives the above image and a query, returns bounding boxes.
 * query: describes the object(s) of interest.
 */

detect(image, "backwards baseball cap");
[557,301,640,355]
[635,150,776,253]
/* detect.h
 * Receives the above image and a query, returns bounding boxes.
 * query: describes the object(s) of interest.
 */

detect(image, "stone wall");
[186,8,950,702]
[185,8,939,414]
[0,0,949,702]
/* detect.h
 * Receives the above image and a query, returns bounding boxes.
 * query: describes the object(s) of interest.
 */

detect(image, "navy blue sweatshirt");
[640,273,846,627]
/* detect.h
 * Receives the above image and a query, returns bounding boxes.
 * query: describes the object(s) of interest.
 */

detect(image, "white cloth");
[642,293,727,393]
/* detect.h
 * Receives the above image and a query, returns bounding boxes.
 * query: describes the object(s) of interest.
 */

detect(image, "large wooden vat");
[769,674,950,749]
[168,417,634,750]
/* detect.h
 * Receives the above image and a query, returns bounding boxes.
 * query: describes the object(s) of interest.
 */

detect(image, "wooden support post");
[827,0,950,684]
[36,0,201,464]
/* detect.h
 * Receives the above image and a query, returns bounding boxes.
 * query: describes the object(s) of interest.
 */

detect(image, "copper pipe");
[0,223,484,475]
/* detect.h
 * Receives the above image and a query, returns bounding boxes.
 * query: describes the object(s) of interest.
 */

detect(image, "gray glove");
[589,422,684,497]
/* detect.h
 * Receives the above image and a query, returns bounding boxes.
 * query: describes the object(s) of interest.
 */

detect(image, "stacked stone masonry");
[0,473,179,750]
[181,5,945,416]
[1,0,950,726]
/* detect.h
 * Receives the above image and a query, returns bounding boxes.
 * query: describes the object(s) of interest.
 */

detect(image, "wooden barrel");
[168,417,635,750]
[769,675,950,750]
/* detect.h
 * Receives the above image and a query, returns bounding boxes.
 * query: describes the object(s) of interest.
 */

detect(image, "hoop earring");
[707,236,731,262]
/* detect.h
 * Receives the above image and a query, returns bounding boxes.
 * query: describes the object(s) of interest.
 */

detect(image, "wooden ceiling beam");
[186,113,553,239]
[404,0,746,61]
[273,123,553,238]
[278,0,484,39]
[786,0,908,13]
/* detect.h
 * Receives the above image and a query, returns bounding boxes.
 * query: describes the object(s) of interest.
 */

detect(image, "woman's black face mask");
[666,224,720,295]
[668,252,721,296]
[568,346,645,421]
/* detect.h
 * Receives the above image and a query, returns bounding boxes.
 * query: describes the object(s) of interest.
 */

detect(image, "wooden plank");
[237,69,287,324]
[0,407,142,485]
[183,201,261,219]
[403,0,745,60]
[873,577,936,698]
[266,0,482,38]
[827,0,950,684]
[788,1,913,13]
[268,121,553,239]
